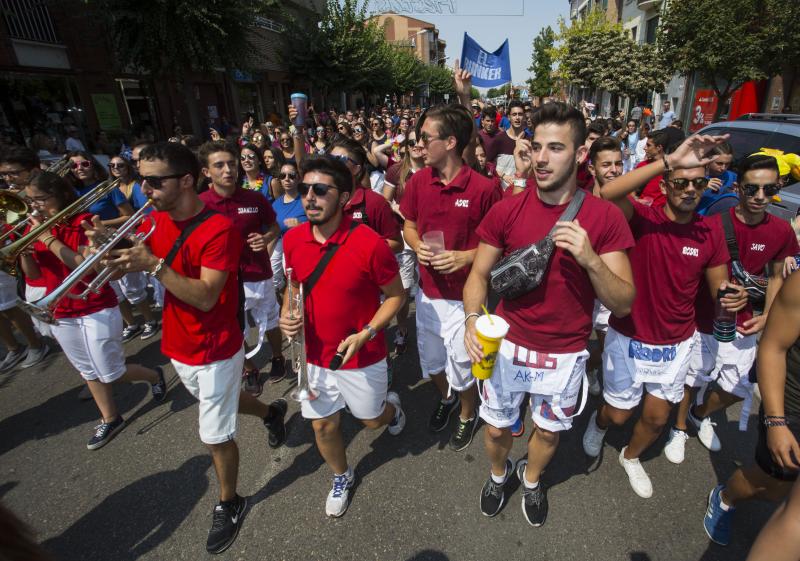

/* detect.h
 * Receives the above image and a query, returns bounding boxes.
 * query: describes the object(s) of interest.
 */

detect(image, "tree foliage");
[526,26,555,99]
[426,65,456,97]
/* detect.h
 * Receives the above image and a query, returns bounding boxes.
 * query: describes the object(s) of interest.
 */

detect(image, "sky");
[367,0,571,91]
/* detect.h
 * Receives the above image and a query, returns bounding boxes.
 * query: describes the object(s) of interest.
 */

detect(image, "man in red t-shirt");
[401,103,502,452]
[478,107,516,165]
[582,134,748,500]
[103,142,287,554]
[633,129,669,207]
[464,103,635,525]
[197,141,284,395]
[673,154,800,463]
[280,155,406,518]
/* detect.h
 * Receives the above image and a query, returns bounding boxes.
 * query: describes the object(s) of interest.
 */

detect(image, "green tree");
[486,87,498,98]
[658,0,790,121]
[470,86,481,100]
[426,65,456,99]
[526,26,555,100]
[388,47,425,96]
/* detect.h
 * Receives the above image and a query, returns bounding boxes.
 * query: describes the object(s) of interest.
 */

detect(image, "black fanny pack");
[490,189,586,300]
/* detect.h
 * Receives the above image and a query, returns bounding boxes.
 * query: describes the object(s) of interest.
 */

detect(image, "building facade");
[370,12,447,67]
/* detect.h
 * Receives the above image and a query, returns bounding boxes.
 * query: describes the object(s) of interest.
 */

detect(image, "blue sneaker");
[704,484,734,546]
[510,415,524,438]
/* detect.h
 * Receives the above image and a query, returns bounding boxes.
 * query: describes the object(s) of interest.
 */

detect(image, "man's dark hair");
[299,155,353,195]
[131,140,152,153]
[649,129,670,150]
[0,145,39,170]
[530,102,587,150]
[589,136,623,165]
[326,136,368,181]
[586,120,607,139]
[139,142,200,181]
[671,119,683,130]
[738,153,779,180]
[197,140,238,168]
[480,106,497,120]
[419,104,475,155]
[508,100,524,112]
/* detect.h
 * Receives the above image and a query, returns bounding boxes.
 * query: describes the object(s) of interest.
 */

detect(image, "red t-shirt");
[27,213,117,319]
[144,208,243,365]
[282,217,399,369]
[199,187,276,282]
[478,189,634,353]
[478,130,516,163]
[695,207,800,333]
[400,165,502,300]
[609,201,729,344]
[384,163,402,189]
[576,160,596,193]
[344,187,400,241]
[635,160,665,207]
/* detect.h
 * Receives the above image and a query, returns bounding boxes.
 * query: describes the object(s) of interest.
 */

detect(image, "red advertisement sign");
[689,89,718,132]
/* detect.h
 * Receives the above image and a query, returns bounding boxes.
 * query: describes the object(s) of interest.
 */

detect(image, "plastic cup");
[291,93,308,127]
[422,230,445,255]
[472,314,510,380]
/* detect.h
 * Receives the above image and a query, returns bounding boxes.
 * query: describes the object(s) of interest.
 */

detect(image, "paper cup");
[472,314,510,380]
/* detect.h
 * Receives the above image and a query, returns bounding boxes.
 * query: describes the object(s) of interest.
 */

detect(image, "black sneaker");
[480,458,513,517]
[268,356,286,384]
[429,395,460,432]
[86,416,125,450]
[449,415,479,451]
[151,366,167,402]
[264,399,288,448]
[121,324,142,342]
[516,459,548,527]
[140,321,160,340]
[206,495,247,554]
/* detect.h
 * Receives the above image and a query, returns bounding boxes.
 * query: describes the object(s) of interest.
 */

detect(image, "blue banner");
[459,32,511,87]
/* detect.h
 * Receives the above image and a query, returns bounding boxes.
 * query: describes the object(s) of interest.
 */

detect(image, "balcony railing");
[1,0,60,44]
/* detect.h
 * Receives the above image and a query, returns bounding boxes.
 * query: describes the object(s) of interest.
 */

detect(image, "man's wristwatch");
[362,324,377,340]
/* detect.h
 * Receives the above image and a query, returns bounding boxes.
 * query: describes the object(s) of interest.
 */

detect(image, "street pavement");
[0,317,774,561]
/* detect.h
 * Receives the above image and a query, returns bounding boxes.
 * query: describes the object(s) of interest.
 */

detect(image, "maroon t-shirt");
[635,160,665,207]
[695,207,799,333]
[400,164,502,300]
[344,187,400,241]
[609,201,729,344]
[479,130,516,163]
[199,186,277,282]
[478,189,634,353]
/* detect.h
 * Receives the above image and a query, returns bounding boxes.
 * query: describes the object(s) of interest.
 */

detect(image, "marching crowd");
[1,63,800,559]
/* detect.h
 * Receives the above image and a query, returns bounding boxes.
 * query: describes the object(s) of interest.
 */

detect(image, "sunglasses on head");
[71,160,91,169]
[279,172,297,180]
[141,173,185,189]
[298,182,338,197]
[669,177,709,190]
[742,183,780,198]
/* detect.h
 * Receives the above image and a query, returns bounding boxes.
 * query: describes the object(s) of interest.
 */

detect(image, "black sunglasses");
[279,172,297,180]
[669,177,709,190]
[141,173,185,189]
[742,183,780,198]
[298,182,339,197]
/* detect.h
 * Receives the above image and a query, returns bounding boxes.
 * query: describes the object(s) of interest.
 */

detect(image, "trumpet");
[17,201,156,325]
[286,268,317,402]
[45,155,73,177]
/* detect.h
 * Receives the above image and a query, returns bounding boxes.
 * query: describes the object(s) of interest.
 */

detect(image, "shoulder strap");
[304,221,358,296]
[547,189,586,236]
[720,210,740,262]
[165,209,217,267]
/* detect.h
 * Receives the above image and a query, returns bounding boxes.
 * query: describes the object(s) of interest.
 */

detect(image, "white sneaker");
[619,447,653,498]
[664,428,689,464]
[587,368,601,396]
[19,342,50,369]
[689,410,721,452]
[386,391,405,436]
[325,469,355,517]
[582,410,607,457]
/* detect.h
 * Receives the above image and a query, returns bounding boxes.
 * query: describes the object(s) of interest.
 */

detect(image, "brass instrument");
[0,191,30,230]
[286,268,317,402]
[46,155,73,177]
[17,201,156,325]
[0,177,122,275]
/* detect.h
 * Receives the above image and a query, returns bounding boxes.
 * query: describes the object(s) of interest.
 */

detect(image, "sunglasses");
[240,154,257,161]
[141,173,185,189]
[330,153,358,165]
[279,172,297,180]
[280,137,291,143]
[353,128,365,134]
[108,162,127,169]
[419,132,444,145]
[669,177,709,190]
[71,160,91,170]
[298,182,339,197]
[741,183,780,198]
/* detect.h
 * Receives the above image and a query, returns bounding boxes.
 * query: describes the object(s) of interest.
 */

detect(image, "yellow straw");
[481,304,494,325]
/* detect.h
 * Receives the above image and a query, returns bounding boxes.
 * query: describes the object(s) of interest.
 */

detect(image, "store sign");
[91,93,122,130]
[689,89,718,132]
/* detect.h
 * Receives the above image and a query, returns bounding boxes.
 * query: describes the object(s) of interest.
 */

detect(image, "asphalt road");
[0,316,775,561]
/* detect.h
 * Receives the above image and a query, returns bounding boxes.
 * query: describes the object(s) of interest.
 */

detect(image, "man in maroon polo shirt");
[280,155,406,518]
[463,102,635,526]
[478,106,516,165]
[582,133,748,499]
[197,141,285,395]
[401,103,502,451]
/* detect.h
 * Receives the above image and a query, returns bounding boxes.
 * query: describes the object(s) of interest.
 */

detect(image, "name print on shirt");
[682,246,699,257]
[454,199,470,208]
[238,207,259,214]
[750,243,766,252]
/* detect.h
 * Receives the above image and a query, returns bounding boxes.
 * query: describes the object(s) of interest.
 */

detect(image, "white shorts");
[685,331,718,388]
[602,327,694,408]
[111,272,148,305]
[25,284,50,337]
[301,359,388,420]
[50,307,126,383]
[243,279,279,332]
[479,339,589,432]
[271,238,285,291]
[171,347,245,445]
[396,249,418,290]
[150,277,165,308]
[0,271,18,312]
[592,299,611,333]
[414,291,474,392]
[714,333,758,399]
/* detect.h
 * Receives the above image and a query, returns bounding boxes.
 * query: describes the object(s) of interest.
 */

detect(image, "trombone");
[286,268,317,402]
[17,201,156,325]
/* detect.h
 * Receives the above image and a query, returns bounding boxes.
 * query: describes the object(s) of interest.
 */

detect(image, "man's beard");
[305,203,337,225]
[538,158,577,192]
